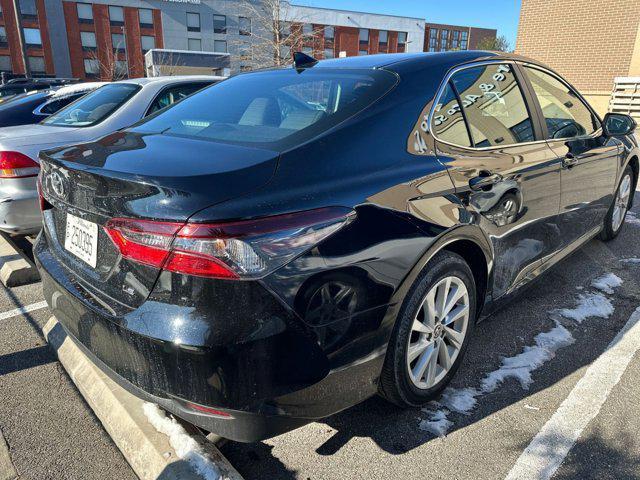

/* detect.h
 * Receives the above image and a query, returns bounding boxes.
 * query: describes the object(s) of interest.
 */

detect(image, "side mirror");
[603,113,637,136]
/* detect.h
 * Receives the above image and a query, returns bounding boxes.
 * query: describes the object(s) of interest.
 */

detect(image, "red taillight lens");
[104,207,354,280]
[0,151,39,178]
[184,402,233,418]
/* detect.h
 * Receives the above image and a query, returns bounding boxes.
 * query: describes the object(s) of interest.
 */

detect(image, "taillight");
[104,207,354,280]
[0,151,39,178]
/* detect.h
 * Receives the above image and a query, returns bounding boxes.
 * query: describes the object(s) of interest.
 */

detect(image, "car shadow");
[221,205,640,479]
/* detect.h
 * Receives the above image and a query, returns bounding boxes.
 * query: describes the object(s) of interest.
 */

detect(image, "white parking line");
[0,301,48,321]
[504,306,640,480]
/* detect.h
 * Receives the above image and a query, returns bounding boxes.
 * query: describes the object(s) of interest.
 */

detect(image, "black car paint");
[0,91,52,127]
[34,51,639,442]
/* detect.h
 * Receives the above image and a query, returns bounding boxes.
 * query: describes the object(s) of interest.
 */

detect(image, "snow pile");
[621,258,640,264]
[627,211,640,226]
[51,82,106,98]
[143,403,223,480]
[419,273,623,437]
[481,322,574,392]
[591,273,623,294]
[556,293,614,323]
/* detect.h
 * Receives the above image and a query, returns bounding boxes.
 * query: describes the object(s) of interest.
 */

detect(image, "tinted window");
[43,84,139,127]
[432,82,472,147]
[524,66,599,140]
[147,83,209,115]
[133,69,397,150]
[451,64,534,147]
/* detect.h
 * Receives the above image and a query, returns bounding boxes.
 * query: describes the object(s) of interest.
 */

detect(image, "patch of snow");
[481,321,574,392]
[621,257,640,264]
[591,273,623,294]
[51,82,106,98]
[556,293,614,323]
[143,403,223,480]
[419,410,453,437]
[627,210,640,226]
[524,404,540,411]
[439,387,480,414]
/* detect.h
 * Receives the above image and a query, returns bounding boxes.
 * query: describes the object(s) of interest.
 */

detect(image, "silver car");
[0,75,223,235]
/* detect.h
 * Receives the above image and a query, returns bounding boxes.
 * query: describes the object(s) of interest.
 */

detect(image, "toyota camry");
[35,51,638,442]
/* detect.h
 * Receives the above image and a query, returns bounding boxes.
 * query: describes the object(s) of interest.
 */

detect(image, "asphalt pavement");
[1,192,639,480]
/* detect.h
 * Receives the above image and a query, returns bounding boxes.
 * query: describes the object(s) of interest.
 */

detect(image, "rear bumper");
[0,185,41,235]
[35,232,387,442]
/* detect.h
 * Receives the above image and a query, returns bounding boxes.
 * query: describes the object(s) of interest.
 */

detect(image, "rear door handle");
[469,172,502,191]
[562,153,579,168]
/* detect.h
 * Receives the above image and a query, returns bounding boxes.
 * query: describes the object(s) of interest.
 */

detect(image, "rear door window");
[523,66,599,139]
[37,93,84,116]
[450,64,535,148]
[146,82,211,115]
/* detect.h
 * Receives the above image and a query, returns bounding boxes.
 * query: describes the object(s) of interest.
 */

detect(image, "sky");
[293,0,522,49]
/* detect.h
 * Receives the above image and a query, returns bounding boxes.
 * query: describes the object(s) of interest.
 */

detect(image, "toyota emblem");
[49,171,66,199]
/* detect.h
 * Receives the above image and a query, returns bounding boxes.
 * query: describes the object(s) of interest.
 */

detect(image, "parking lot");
[0,185,636,480]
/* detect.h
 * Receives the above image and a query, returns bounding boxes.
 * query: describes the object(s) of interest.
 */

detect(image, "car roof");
[310,51,547,73]
[113,75,226,87]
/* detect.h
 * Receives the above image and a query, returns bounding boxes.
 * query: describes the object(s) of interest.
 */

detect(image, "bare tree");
[476,35,511,52]
[235,0,322,70]
[86,35,129,81]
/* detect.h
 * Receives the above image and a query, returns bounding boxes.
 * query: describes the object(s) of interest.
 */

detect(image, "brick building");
[516,0,640,114]
[0,1,497,81]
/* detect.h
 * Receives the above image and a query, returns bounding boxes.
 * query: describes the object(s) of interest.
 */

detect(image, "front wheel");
[600,166,634,241]
[379,251,476,407]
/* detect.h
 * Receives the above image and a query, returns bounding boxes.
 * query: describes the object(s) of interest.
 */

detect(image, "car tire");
[600,165,634,241]
[379,251,476,407]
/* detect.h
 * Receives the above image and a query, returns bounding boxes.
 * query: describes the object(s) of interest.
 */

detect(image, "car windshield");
[132,68,397,149]
[42,83,140,128]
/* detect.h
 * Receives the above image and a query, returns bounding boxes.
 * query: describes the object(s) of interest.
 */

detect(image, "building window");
[80,31,96,51]
[28,56,45,74]
[84,58,99,77]
[324,48,334,59]
[398,32,407,45]
[440,29,448,50]
[187,12,200,32]
[112,33,125,53]
[359,28,369,50]
[279,21,290,36]
[238,42,251,59]
[141,35,155,53]
[461,31,468,50]
[239,16,251,36]
[0,56,11,72]
[358,50,368,56]
[76,3,93,23]
[114,60,128,78]
[324,26,334,41]
[213,15,226,34]
[187,38,201,51]
[0,27,6,46]
[379,30,388,46]
[214,40,227,53]
[23,28,42,47]
[109,6,124,26]
[302,46,312,55]
[0,4,3,18]
[139,9,153,28]
[302,23,313,37]
[18,0,37,20]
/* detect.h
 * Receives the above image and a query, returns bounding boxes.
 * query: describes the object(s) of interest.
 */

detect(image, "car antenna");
[293,51,318,72]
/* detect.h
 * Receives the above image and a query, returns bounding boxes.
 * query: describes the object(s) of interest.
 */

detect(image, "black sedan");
[35,51,638,442]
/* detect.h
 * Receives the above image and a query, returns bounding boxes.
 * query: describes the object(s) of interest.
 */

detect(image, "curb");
[43,317,243,480]
[0,234,39,287]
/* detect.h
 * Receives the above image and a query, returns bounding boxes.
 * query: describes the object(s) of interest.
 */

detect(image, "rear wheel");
[600,166,634,241]
[379,251,476,407]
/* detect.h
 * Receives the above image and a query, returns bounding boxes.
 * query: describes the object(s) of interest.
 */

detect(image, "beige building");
[516,0,640,115]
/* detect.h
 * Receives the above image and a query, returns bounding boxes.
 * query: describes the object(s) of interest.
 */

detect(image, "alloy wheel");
[406,276,470,390]
[612,173,632,232]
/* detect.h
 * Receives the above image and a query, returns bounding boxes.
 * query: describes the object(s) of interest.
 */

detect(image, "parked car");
[35,51,638,442]
[0,77,79,99]
[0,82,104,128]
[0,75,223,235]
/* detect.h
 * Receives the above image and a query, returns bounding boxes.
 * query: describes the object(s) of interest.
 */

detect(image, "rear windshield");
[132,68,397,149]
[42,83,140,127]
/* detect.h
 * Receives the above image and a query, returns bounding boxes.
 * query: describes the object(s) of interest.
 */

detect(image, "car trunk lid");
[39,131,279,312]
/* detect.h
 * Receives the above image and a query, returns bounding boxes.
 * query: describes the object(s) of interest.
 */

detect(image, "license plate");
[64,213,98,268]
